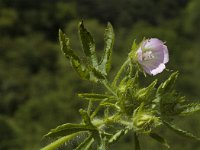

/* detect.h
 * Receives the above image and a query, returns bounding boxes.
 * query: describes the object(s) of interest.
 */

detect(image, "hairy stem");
[112,58,130,87]
[101,80,118,97]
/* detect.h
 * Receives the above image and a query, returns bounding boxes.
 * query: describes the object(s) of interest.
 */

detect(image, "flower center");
[142,51,154,61]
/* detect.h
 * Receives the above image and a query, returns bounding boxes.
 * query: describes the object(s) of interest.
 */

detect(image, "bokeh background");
[0,0,200,149]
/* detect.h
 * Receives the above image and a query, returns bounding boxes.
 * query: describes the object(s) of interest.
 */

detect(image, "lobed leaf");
[163,121,200,141]
[59,29,79,60]
[99,22,114,75]
[91,66,106,80]
[59,29,90,80]
[78,93,113,101]
[41,132,81,150]
[134,133,141,150]
[149,132,170,148]
[44,123,95,139]
[179,103,200,115]
[79,21,98,67]
[75,134,94,150]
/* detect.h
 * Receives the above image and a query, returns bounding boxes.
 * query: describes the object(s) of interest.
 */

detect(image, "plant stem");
[87,100,93,115]
[101,80,117,97]
[112,58,130,87]
[91,104,102,119]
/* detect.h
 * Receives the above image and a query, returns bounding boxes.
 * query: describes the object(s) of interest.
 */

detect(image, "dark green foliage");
[149,133,170,148]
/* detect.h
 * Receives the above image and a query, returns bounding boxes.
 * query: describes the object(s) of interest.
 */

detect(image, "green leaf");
[91,67,106,80]
[163,121,200,141]
[78,93,113,101]
[79,21,98,67]
[75,135,94,150]
[157,72,178,95]
[108,129,128,144]
[99,22,114,75]
[134,133,141,150]
[149,132,170,148]
[44,123,95,139]
[179,103,200,115]
[41,132,81,150]
[59,29,90,80]
[71,58,91,80]
[59,29,79,60]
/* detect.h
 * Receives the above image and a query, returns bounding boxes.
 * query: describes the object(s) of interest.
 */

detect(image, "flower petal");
[144,38,164,51]
[163,45,169,63]
[150,63,166,76]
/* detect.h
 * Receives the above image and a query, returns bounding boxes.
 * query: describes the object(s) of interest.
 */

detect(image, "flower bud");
[133,112,161,133]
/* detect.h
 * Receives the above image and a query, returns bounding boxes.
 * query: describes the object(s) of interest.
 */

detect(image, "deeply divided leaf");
[59,29,90,80]
[163,121,200,141]
[79,21,98,67]
[75,135,94,150]
[44,123,95,139]
[149,132,170,148]
[99,22,114,75]
[78,93,113,101]
[179,103,200,115]
[134,133,141,150]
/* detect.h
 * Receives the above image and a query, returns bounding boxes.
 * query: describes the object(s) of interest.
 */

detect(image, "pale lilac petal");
[163,45,169,63]
[150,63,166,76]
[141,65,151,75]
[144,38,163,51]
[136,38,169,76]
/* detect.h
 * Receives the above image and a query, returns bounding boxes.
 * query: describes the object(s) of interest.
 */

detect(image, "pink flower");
[137,38,169,76]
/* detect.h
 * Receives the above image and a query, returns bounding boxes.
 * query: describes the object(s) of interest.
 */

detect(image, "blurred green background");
[0,0,200,149]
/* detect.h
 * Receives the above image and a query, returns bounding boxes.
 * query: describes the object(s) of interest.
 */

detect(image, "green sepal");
[99,22,114,75]
[163,121,200,141]
[149,132,170,148]
[79,21,98,67]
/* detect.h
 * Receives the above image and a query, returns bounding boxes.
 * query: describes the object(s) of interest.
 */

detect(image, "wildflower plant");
[41,21,200,150]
